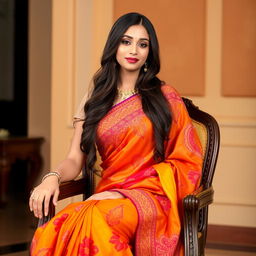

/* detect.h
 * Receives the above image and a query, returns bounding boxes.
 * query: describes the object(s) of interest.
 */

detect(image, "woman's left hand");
[85,191,124,201]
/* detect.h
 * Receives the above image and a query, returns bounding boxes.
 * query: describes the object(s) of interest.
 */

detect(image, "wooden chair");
[182,98,220,256]
[38,98,220,256]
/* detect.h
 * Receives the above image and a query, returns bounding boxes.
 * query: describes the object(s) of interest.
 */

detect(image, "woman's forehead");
[123,25,149,40]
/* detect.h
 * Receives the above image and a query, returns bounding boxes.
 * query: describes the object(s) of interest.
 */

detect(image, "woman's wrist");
[42,171,61,184]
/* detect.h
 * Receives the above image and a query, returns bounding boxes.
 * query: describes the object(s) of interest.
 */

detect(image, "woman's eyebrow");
[122,34,149,41]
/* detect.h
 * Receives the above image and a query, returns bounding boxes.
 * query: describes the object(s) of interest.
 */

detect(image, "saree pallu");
[31,85,203,256]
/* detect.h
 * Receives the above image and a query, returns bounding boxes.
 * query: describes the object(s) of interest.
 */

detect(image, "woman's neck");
[118,69,139,90]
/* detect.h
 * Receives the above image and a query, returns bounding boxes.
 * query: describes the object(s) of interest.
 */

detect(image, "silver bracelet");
[42,171,61,183]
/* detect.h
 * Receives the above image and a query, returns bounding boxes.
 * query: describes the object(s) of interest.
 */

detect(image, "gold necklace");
[117,88,137,101]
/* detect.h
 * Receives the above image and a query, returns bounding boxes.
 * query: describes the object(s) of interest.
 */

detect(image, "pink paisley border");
[184,123,203,158]
[113,189,157,256]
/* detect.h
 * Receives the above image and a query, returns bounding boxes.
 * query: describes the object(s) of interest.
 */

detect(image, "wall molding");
[221,144,256,148]
[206,224,256,252]
[217,116,256,128]
[213,201,256,207]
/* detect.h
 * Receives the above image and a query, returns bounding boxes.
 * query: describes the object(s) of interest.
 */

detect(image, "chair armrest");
[58,177,87,200]
[184,186,214,211]
[38,177,87,227]
[183,186,214,256]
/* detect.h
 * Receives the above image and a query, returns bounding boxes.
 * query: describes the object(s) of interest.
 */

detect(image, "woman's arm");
[53,120,85,182]
[29,121,85,218]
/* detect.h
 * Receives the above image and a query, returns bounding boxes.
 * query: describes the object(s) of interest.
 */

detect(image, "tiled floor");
[0,198,35,247]
[0,167,36,256]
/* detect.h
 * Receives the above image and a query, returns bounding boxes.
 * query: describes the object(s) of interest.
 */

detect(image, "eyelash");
[121,39,148,48]
[121,39,131,45]
[139,43,148,48]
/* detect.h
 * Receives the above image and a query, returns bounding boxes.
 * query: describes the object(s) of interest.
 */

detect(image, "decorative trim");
[113,189,157,255]
[206,224,256,252]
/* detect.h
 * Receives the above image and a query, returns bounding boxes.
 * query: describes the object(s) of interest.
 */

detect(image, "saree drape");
[31,85,202,256]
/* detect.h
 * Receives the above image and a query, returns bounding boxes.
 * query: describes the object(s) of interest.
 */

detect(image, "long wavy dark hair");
[80,12,172,173]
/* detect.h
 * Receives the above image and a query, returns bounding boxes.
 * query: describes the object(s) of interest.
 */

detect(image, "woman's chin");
[120,66,142,73]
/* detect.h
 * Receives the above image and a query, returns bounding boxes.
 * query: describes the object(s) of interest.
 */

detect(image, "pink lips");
[125,57,139,63]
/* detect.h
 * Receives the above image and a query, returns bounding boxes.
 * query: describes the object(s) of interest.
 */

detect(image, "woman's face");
[116,25,149,73]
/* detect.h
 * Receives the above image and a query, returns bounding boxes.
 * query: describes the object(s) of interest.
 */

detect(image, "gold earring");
[144,62,148,72]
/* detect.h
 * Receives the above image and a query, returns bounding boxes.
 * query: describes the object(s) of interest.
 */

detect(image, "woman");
[29,12,202,255]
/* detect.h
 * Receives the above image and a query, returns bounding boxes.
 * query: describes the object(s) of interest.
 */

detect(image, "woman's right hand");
[29,175,60,219]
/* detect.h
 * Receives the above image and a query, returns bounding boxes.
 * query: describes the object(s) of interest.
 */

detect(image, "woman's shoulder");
[160,84,183,104]
[160,84,188,123]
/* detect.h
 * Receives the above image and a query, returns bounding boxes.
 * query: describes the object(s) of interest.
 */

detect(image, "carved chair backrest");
[182,98,220,189]
[182,97,220,235]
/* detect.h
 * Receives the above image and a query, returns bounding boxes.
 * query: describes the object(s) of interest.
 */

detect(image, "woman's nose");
[130,43,138,55]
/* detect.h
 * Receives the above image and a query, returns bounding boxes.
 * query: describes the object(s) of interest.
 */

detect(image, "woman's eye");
[139,42,148,48]
[121,39,131,45]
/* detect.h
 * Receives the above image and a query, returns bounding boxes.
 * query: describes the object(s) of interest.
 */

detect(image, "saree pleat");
[32,199,137,255]
[30,85,202,256]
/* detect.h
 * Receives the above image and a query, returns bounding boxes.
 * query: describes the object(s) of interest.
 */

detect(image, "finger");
[43,194,51,216]
[52,189,59,206]
[29,189,37,211]
[29,194,34,211]
[37,194,45,219]
[32,194,39,218]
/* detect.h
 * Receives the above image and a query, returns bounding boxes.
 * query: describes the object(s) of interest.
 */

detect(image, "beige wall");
[222,0,256,96]
[50,0,113,209]
[190,0,256,227]
[28,0,51,174]
[29,0,256,227]
[114,0,206,96]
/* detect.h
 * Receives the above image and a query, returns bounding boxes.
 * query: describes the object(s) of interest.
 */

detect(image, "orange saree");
[30,85,202,256]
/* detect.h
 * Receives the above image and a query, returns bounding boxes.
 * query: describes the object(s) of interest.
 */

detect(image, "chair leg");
[183,208,199,256]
